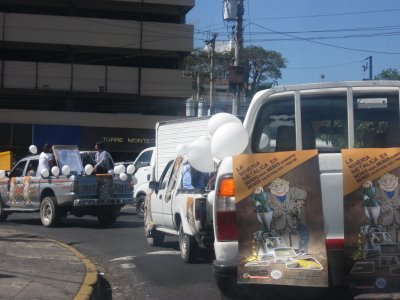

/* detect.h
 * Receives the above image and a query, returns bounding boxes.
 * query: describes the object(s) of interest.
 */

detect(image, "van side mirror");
[149,180,159,191]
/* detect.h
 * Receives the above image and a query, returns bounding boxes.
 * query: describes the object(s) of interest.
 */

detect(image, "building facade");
[0,0,194,161]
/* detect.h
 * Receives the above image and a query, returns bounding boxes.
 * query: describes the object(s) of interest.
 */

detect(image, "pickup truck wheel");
[136,195,145,218]
[179,223,197,263]
[147,229,165,246]
[0,200,8,221]
[40,197,60,227]
[97,207,119,226]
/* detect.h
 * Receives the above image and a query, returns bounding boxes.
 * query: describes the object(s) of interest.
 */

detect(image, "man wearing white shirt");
[37,144,53,175]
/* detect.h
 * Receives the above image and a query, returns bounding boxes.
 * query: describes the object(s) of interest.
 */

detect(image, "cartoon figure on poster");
[350,173,400,274]
[251,186,273,232]
[267,178,308,251]
[360,180,381,226]
[251,178,309,258]
[377,173,400,243]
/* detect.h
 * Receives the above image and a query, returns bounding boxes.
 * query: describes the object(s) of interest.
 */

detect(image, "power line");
[251,22,400,55]
[247,8,400,21]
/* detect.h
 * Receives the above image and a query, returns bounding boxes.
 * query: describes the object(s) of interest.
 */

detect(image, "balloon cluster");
[113,163,136,182]
[176,113,249,173]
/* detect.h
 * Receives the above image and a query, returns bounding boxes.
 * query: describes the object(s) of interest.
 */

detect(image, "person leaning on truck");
[93,141,111,174]
[37,143,53,175]
[182,159,207,190]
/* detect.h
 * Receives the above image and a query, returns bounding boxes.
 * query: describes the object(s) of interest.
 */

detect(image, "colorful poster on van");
[233,150,328,287]
[342,148,400,295]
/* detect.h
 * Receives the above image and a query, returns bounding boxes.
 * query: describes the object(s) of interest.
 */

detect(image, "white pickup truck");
[144,156,213,262]
[0,145,133,227]
[211,81,400,299]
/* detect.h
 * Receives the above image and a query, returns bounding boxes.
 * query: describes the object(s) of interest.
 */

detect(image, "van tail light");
[215,177,238,241]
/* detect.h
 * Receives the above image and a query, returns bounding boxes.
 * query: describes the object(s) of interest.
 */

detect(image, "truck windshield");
[252,86,400,153]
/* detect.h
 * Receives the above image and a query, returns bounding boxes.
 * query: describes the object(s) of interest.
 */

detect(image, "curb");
[48,238,99,300]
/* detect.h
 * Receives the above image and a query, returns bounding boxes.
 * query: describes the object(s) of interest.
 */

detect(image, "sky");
[186,0,400,85]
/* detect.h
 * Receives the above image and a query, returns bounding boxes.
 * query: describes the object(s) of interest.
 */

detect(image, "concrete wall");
[3,13,193,52]
[3,61,191,97]
[112,0,194,5]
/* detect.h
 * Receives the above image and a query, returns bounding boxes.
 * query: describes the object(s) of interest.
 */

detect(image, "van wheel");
[40,196,60,227]
[0,200,8,221]
[136,195,145,218]
[179,223,197,263]
[147,229,164,246]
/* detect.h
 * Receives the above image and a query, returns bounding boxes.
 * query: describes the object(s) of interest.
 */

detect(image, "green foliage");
[374,68,400,80]
[242,46,286,100]
[183,45,287,101]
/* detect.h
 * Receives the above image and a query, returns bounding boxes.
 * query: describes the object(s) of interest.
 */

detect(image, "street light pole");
[206,33,217,115]
[232,0,244,115]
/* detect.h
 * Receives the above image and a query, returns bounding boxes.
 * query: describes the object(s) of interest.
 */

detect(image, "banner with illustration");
[233,150,328,287]
[342,148,400,295]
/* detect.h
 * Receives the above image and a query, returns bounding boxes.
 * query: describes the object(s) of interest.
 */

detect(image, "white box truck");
[134,117,211,218]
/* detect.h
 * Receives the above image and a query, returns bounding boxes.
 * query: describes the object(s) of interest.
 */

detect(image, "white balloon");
[29,145,37,154]
[62,165,71,176]
[51,166,60,176]
[131,176,138,185]
[208,113,242,136]
[114,164,124,175]
[126,164,135,175]
[211,122,249,160]
[119,172,128,181]
[118,164,126,174]
[40,168,49,178]
[84,164,94,175]
[187,137,215,173]
[176,144,188,156]
[0,170,5,179]
[113,165,119,174]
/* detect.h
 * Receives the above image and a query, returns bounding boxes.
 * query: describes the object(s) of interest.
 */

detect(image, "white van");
[132,147,155,217]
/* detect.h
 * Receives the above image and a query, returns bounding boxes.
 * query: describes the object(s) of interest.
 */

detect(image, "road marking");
[121,263,136,269]
[146,250,180,255]
[110,256,135,261]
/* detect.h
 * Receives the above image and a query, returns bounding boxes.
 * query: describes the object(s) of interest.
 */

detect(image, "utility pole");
[206,33,217,115]
[232,0,244,115]
[368,56,373,80]
[363,56,373,80]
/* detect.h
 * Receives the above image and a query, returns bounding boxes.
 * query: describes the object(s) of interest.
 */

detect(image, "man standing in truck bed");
[93,141,111,174]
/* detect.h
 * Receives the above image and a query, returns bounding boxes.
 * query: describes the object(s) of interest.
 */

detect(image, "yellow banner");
[233,150,318,202]
[0,151,12,171]
[342,148,400,196]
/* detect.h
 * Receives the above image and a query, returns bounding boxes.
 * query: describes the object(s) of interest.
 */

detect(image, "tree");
[242,46,286,100]
[183,45,287,101]
[374,68,400,80]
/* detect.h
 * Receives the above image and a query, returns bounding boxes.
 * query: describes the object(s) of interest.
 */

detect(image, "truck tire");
[97,207,120,226]
[147,229,165,246]
[179,223,197,263]
[136,194,145,218]
[0,199,8,221]
[40,196,61,227]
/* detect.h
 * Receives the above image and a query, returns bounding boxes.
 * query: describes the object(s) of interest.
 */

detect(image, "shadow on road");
[95,274,112,300]
[4,217,144,229]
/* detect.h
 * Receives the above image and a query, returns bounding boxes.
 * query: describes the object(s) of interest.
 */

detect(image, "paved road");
[1,205,226,300]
